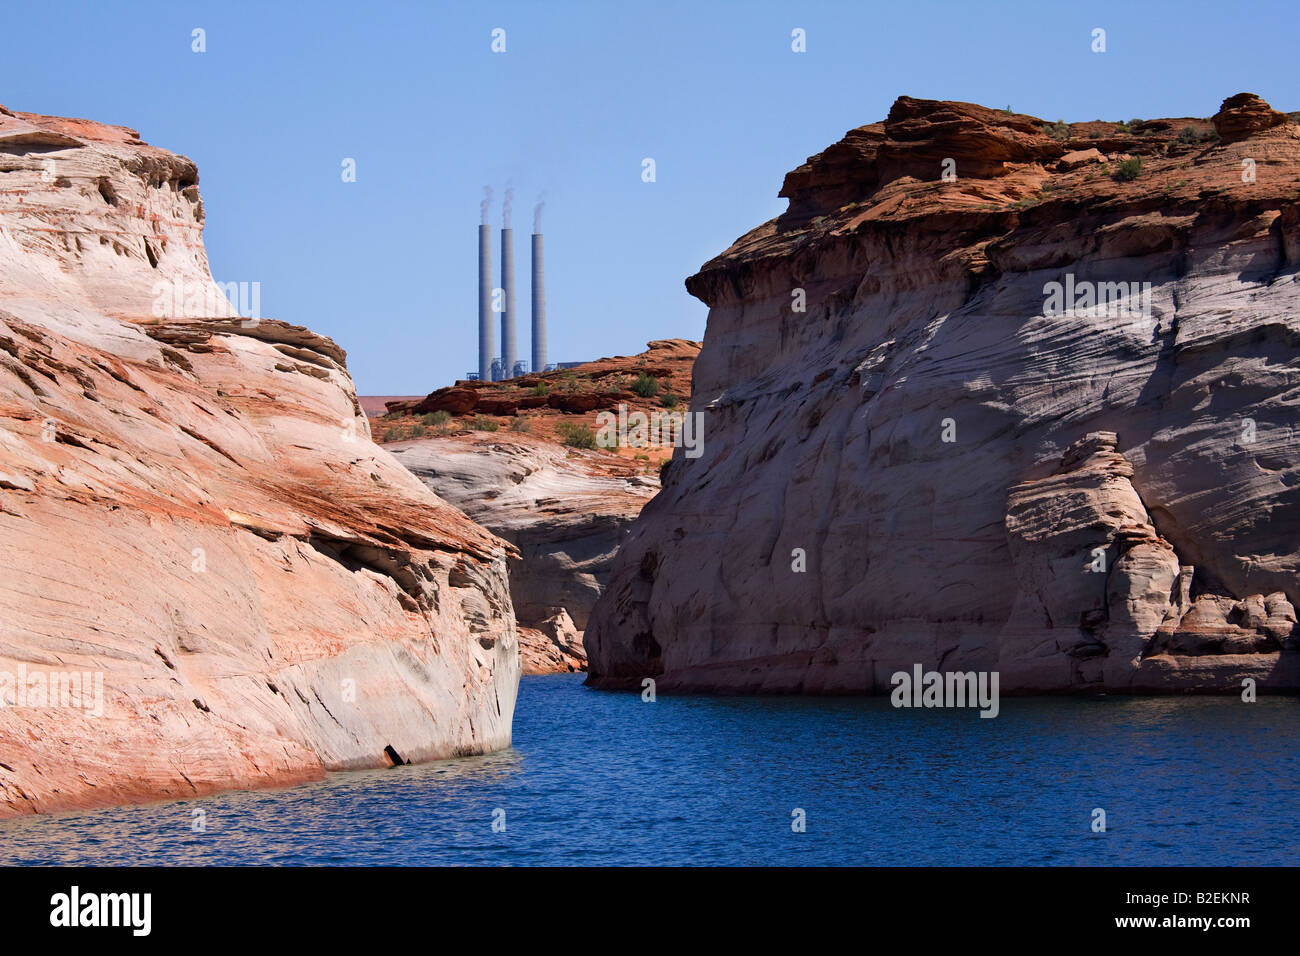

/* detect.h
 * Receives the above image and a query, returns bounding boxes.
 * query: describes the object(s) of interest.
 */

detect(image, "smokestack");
[531,232,546,374]
[478,222,493,382]
[500,224,517,379]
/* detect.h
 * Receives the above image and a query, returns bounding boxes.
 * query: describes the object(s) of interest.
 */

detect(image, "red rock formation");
[1213,93,1287,144]
[0,107,518,817]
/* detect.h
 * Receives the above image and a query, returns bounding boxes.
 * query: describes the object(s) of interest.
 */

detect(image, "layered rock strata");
[391,433,659,672]
[586,94,1300,694]
[0,106,518,816]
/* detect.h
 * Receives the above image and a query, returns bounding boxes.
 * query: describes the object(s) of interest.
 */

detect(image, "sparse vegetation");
[1043,120,1071,141]
[1112,157,1143,182]
[630,373,661,398]
[423,410,451,427]
[469,415,499,432]
[509,417,531,433]
[1176,126,1217,145]
[530,382,550,396]
[660,392,679,409]
[556,420,597,449]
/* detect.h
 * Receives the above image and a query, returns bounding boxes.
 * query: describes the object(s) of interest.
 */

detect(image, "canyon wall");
[586,94,1300,694]
[0,107,518,816]
[393,434,657,672]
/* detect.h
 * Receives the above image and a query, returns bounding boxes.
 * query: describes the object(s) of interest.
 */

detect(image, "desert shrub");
[660,392,679,409]
[470,415,499,432]
[557,420,597,449]
[509,417,531,432]
[410,424,426,438]
[423,411,451,426]
[530,382,550,396]
[1112,157,1143,182]
[1176,126,1218,144]
[1044,120,1071,141]
[630,373,660,398]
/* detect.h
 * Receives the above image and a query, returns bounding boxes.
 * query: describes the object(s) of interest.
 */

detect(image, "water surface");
[3,675,1295,865]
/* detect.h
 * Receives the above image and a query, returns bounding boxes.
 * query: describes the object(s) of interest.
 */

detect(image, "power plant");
[472,190,555,381]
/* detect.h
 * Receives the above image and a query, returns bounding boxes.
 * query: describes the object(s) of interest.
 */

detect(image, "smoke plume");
[503,186,514,229]
[480,186,492,225]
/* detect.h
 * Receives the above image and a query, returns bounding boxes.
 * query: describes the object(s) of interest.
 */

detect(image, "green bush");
[1176,126,1218,144]
[1044,120,1071,141]
[470,415,499,432]
[1112,157,1143,182]
[530,382,550,396]
[630,373,660,398]
[423,410,451,426]
[509,417,531,432]
[660,392,679,409]
[557,420,597,449]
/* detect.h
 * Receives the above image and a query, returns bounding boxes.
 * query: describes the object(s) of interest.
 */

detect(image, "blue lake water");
[3,674,1296,865]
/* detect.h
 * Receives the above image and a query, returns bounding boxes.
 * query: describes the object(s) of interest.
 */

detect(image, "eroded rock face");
[0,107,518,817]
[518,608,587,675]
[391,433,658,671]
[586,93,1300,695]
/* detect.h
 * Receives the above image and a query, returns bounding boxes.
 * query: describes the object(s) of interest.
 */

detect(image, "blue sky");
[5,0,1296,394]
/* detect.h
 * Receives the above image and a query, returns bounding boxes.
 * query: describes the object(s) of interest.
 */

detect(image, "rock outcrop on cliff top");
[586,93,1300,694]
[0,106,518,816]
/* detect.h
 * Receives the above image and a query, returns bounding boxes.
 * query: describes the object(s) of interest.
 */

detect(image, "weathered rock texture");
[391,433,659,671]
[586,93,1300,695]
[0,106,518,817]
[518,608,587,675]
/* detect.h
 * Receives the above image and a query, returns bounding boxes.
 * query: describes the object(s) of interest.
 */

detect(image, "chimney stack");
[500,227,517,378]
[478,224,493,382]
[531,232,546,374]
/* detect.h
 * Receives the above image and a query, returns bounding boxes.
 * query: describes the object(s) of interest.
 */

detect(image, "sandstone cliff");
[586,94,1300,694]
[0,107,518,816]
[391,433,658,672]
